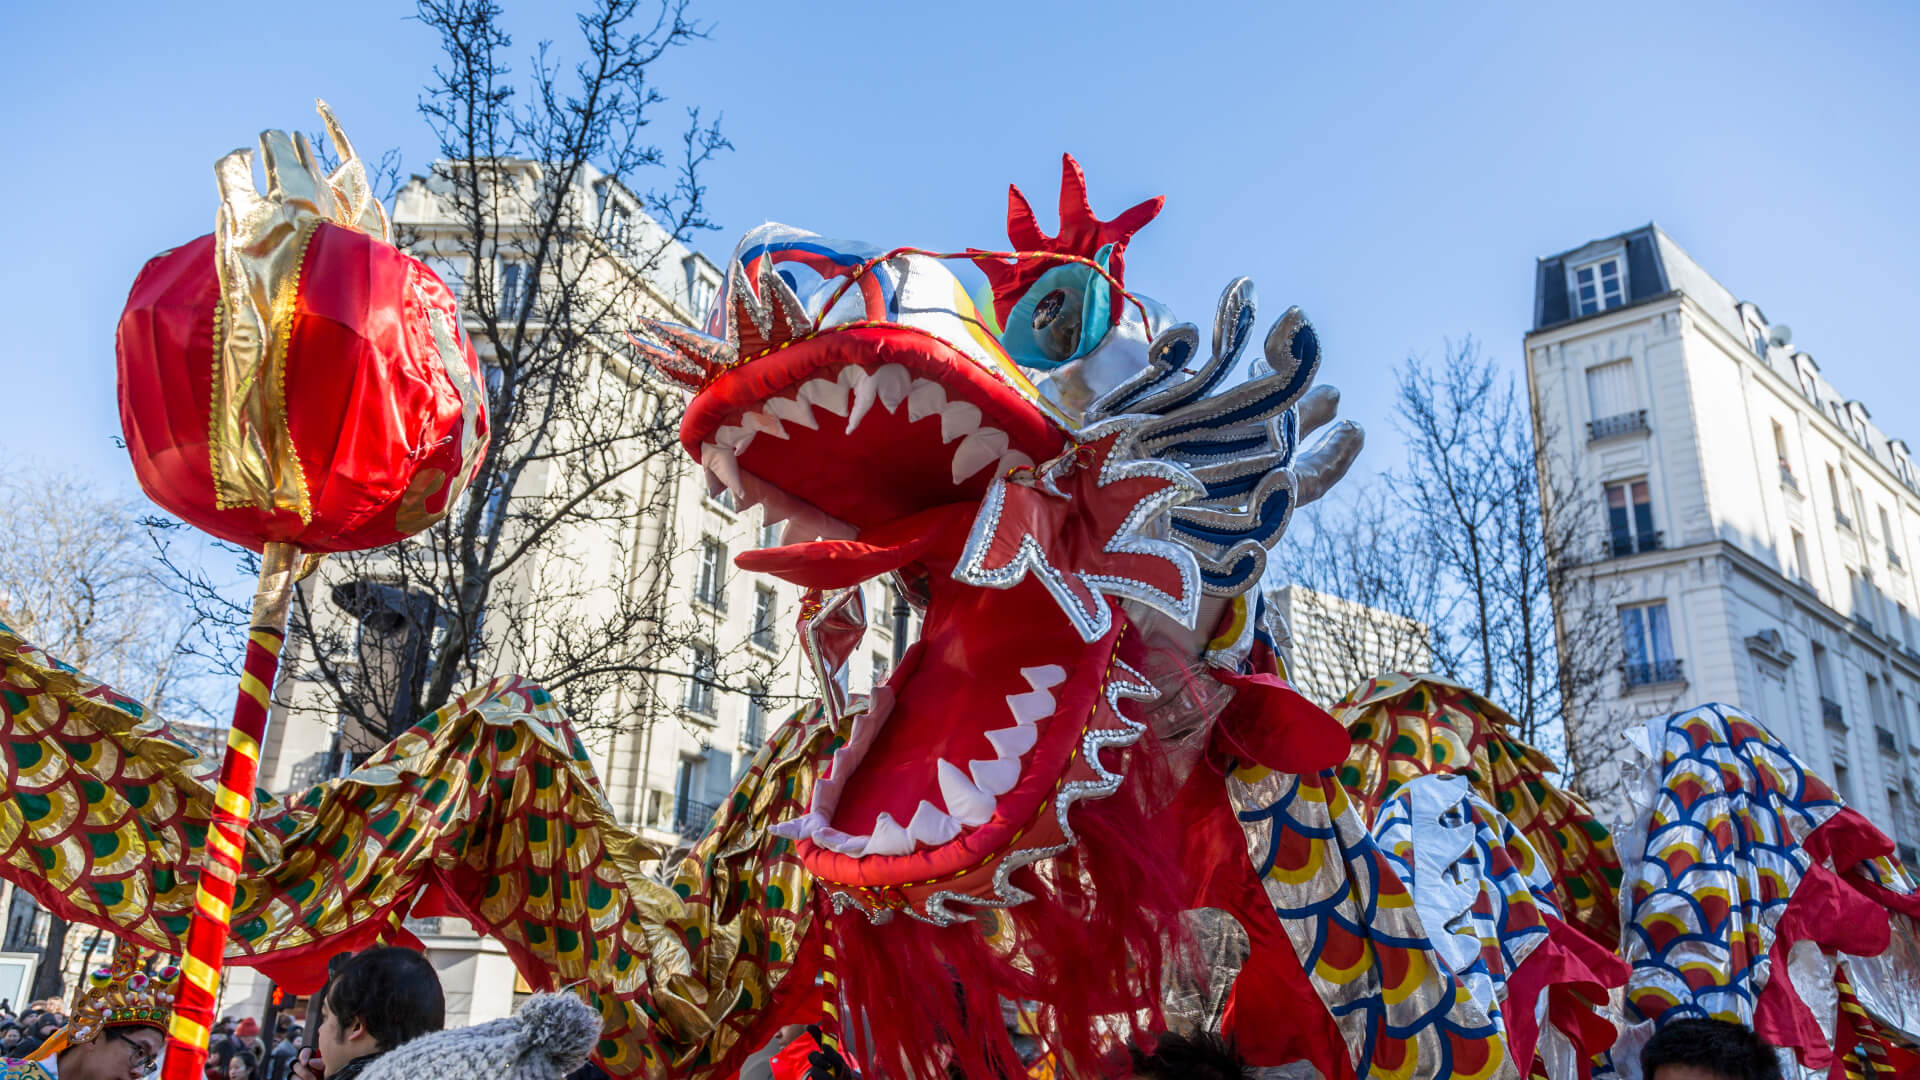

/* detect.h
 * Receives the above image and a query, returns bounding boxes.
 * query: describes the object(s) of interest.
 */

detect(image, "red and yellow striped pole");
[163,542,300,1080]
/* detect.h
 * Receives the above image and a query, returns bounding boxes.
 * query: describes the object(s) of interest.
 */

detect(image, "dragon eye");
[1030,288,1082,363]
[1031,290,1066,330]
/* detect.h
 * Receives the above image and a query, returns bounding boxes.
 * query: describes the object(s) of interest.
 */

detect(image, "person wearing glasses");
[1,943,179,1080]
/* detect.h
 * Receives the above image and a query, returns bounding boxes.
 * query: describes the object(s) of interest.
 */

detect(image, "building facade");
[1527,224,1920,852]
[232,162,913,1026]
[1269,584,1434,708]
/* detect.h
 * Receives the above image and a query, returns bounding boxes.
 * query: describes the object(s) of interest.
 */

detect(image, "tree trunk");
[29,914,70,1001]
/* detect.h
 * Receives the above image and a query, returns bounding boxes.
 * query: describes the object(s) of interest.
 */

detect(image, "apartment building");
[1526,224,1920,853]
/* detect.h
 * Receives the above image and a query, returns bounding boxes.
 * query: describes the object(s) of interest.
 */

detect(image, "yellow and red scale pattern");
[1331,673,1623,948]
[0,620,829,1080]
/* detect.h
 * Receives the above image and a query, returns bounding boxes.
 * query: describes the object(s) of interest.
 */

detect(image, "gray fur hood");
[359,992,601,1080]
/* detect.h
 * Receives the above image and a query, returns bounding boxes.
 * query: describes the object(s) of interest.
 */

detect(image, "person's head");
[225,1049,259,1080]
[1128,1031,1251,1080]
[55,1021,165,1080]
[1641,1017,1783,1080]
[315,947,446,1076]
[236,1017,260,1041]
[0,1023,21,1048]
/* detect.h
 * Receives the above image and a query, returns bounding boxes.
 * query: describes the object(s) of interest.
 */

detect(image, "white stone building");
[1526,224,1920,853]
[1268,584,1433,708]
[230,162,912,1027]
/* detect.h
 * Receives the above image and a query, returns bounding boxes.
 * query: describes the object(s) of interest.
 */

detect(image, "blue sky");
[2,1,1916,495]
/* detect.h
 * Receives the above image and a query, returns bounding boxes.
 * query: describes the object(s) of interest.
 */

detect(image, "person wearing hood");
[355,992,601,1080]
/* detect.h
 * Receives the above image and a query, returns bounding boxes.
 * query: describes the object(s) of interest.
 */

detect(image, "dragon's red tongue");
[734,504,971,589]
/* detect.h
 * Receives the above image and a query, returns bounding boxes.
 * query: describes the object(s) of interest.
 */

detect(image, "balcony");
[1823,696,1846,730]
[1587,410,1650,442]
[1622,658,1685,687]
[1855,614,1878,637]
[1604,530,1665,559]
[1879,727,1900,754]
[673,798,719,842]
[1779,464,1800,493]
[1837,509,1855,532]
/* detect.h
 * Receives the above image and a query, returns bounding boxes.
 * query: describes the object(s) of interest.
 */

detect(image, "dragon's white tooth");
[800,378,850,416]
[873,363,912,413]
[836,365,866,389]
[704,445,745,498]
[846,371,882,433]
[1023,665,1067,689]
[742,410,789,439]
[781,518,820,546]
[906,380,948,423]
[814,827,868,856]
[969,756,1020,797]
[865,812,914,856]
[951,429,1009,484]
[765,396,819,430]
[996,450,1035,476]
[1005,669,1064,727]
[907,800,962,846]
[701,456,726,498]
[938,401,983,443]
[937,758,996,826]
[768,811,826,842]
[985,725,1037,759]
[714,424,754,453]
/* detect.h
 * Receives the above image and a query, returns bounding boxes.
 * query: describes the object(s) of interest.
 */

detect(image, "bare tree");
[1380,341,1630,772]
[0,462,205,999]
[158,0,767,766]
[1275,482,1447,704]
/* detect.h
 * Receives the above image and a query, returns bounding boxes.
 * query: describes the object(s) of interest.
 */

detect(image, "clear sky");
[2,1,1916,495]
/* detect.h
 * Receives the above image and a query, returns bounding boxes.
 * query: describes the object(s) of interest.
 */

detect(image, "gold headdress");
[24,941,180,1062]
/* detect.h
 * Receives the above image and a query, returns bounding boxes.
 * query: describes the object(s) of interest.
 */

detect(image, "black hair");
[1641,1017,1783,1080]
[324,946,446,1052]
[1128,1031,1251,1080]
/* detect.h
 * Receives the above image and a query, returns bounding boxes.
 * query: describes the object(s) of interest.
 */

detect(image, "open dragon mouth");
[679,327,1067,541]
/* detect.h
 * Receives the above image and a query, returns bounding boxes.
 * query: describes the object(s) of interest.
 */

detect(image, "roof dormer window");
[1569,254,1627,316]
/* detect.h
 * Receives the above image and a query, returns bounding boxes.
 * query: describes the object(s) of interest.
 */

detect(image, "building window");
[1850,569,1880,630]
[606,201,632,253]
[743,684,767,748]
[696,537,728,610]
[1900,603,1914,650]
[871,651,891,689]
[1791,529,1812,584]
[1829,467,1853,531]
[710,487,736,512]
[1621,602,1680,686]
[1833,761,1853,803]
[685,642,717,715]
[751,586,778,651]
[1604,479,1659,556]
[1881,506,1903,569]
[759,518,783,549]
[1773,421,1796,488]
[500,259,534,320]
[1570,256,1626,317]
[1584,360,1644,440]
[674,757,702,829]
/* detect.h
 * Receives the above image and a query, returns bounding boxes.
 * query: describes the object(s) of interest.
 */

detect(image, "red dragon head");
[634,163,1365,1077]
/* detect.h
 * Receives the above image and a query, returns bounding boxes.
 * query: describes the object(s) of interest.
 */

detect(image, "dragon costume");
[1608,703,1920,1079]
[3,157,1533,1080]
[1330,674,1630,1079]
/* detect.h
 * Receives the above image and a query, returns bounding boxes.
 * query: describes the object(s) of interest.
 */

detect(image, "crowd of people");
[2,946,1786,1080]
[0,1000,68,1062]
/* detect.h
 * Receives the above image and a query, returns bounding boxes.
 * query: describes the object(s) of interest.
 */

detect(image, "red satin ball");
[116,225,489,553]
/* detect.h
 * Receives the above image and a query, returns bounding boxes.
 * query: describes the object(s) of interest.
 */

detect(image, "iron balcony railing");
[1587,410,1650,442]
[1604,530,1665,558]
[1622,658,1684,686]
[1822,696,1846,729]
[1780,464,1800,492]
[1837,509,1855,532]
[1879,727,1900,754]
[674,798,719,841]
